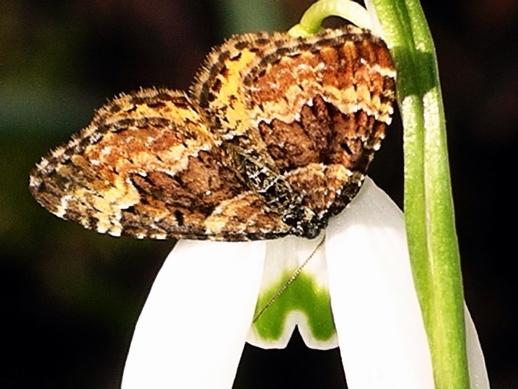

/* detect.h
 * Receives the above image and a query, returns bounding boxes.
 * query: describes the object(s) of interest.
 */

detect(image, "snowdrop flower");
[121,177,489,389]
[121,1,490,387]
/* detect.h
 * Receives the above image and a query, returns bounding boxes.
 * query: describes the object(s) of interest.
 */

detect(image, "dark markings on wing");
[189,25,396,237]
[29,25,396,241]
[29,88,290,240]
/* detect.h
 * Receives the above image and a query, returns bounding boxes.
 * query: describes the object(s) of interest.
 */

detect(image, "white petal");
[326,177,490,389]
[121,240,266,389]
[326,177,436,389]
[465,305,490,389]
[247,234,338,350]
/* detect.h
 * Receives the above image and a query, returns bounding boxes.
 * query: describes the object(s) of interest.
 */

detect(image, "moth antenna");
[252,235,326,323]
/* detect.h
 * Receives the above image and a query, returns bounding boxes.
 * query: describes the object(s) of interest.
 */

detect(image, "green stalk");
[368,1,469,387]
[293,0,469,387]
[288,0,372,36]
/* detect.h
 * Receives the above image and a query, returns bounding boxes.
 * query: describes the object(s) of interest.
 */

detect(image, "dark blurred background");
[1,0,517,388]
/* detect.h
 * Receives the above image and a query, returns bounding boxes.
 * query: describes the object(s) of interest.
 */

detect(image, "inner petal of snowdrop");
[247,232,338,350]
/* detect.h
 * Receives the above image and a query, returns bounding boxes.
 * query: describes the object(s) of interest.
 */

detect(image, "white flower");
[120,177,489,389]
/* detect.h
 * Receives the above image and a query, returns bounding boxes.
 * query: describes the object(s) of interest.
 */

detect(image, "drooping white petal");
[465,305,490,388]
[326,177,436,389]
[121,240,266,389]
[326,177,489,389]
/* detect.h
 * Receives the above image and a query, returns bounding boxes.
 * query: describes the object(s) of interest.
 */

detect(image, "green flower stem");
[294,1,470,388]
[368,1,469,388]
[288,0,372,37]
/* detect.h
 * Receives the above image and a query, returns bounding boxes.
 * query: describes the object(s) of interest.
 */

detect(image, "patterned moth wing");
[29,25,396,241]
[29,89,290,240]
[192,25,396,238]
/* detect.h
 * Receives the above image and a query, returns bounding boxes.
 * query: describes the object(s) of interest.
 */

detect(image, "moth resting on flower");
[28,16,490,389]
[29,25,395,240]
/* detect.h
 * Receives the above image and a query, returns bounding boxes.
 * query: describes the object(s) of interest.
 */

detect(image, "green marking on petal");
[252,271,336,341]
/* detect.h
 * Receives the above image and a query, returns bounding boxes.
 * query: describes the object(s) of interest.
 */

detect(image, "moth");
[29,25,396,241]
